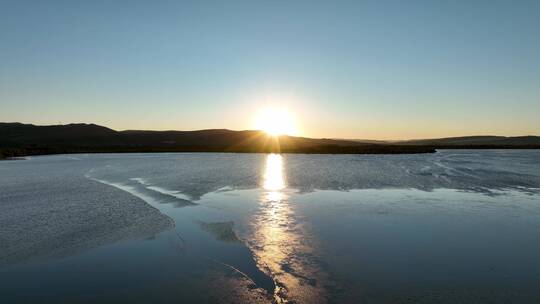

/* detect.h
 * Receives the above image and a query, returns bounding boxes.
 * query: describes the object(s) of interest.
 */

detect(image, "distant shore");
[4,145,540,160]
[1,123,539,159]
[0,145,437,159]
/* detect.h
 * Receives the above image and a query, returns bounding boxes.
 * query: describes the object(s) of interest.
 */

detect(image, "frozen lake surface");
[1,150,540,303]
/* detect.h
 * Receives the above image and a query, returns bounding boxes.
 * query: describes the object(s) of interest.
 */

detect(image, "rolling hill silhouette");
[395,135,540,146]
[1,122,538,158]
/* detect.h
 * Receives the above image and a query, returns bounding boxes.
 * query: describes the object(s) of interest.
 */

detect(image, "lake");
[1,150,540,303]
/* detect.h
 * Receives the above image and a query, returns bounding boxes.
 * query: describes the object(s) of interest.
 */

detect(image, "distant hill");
[0,123,435,158]
[345,135,540,147]
[395,135,540,147]
[2,123,538,158]
[0,123,118,146]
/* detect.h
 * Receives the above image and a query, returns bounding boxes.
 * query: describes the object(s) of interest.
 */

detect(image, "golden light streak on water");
[250,154,326,303]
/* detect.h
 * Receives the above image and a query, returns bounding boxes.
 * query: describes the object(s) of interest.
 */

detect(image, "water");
[1,150,540,303]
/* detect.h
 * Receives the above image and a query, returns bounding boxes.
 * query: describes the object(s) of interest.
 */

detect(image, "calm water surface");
[1,150,540,303]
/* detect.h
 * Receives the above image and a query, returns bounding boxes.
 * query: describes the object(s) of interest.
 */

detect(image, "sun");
[253,107,298,136]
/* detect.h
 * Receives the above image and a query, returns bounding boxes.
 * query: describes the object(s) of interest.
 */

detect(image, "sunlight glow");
[253,107,298,136]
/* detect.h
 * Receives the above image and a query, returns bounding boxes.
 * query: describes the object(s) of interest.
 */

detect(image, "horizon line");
[2,121,539,142]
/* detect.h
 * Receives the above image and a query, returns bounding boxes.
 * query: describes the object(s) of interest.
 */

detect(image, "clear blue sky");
[1,0,539,139]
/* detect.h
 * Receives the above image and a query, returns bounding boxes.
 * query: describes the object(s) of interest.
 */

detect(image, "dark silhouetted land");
[1,122,539,158]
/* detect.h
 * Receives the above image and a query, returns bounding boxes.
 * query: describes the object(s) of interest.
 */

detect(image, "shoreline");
[0,146,436,158]
[3,146,540,160]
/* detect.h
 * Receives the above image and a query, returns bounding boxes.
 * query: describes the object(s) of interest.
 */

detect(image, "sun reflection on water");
[250,154,326,303]
[263,154,286,201]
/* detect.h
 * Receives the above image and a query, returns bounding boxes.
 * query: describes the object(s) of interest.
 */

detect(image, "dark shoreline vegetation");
[0,145,437,159]
[1,122,539,159]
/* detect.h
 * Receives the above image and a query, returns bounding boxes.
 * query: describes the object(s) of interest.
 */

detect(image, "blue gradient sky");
[1,0,539,139]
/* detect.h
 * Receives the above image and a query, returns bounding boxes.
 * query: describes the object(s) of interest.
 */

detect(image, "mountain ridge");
[344,135,540,146]
[1,122,539,158]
